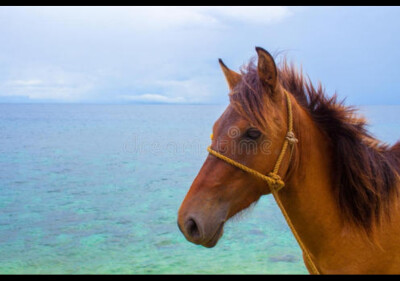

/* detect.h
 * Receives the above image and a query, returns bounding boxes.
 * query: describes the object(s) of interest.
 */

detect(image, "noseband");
[206,90,320,275]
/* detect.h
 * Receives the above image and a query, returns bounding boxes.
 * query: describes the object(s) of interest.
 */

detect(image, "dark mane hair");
[230,58,400,234]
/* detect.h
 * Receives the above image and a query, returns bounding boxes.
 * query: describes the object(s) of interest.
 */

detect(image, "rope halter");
[207,90,297,193]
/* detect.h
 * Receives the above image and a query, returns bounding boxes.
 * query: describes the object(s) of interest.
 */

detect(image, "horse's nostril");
[185,218,201,240]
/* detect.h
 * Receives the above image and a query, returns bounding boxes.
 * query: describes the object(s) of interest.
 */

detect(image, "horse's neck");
[277,95,348,270]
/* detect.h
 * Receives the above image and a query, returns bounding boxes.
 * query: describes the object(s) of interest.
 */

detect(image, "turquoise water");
[0,104,399,274]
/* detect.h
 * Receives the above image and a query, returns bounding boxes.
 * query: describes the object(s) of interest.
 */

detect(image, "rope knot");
[285,131,298,144]
[267,172,285,192]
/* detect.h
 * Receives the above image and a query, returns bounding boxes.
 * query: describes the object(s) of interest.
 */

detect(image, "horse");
[177,47,400,274]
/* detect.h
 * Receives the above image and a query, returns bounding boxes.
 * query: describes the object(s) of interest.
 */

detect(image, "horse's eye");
[246,128,261,139]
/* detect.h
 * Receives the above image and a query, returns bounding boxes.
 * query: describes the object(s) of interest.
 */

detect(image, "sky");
[0,6,400,105]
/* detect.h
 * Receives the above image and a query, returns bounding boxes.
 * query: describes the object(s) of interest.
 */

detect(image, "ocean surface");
[0,104,399,274]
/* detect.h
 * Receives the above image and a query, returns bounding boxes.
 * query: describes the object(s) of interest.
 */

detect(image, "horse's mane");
[230,58,400,234]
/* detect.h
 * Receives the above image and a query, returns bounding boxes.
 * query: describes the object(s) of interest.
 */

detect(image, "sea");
[0,104,399,274]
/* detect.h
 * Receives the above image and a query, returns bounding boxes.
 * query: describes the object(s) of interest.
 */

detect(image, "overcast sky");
[1,6,400,105]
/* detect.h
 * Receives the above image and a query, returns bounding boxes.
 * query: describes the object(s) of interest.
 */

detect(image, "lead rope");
[271,91,320,275]
[207,91,320,275]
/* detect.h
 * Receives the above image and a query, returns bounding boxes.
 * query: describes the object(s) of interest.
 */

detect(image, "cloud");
[0,66,97,101]
[19,6,292,31]
[154,79,214,102]
[119,94,185,104]
[203,6,292,25]
[133,6,293,29]
[0,6,295,103]
[118,77,216,104]
[8,79,43,86]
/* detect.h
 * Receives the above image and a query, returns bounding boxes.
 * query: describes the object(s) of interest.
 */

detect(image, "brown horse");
[177,47,400,274]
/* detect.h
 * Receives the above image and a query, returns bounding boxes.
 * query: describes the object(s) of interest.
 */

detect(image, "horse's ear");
[219,58,241,91]
[255,47,277,91]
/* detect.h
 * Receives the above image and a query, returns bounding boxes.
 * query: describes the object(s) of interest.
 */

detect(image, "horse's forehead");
[215,105,247,133]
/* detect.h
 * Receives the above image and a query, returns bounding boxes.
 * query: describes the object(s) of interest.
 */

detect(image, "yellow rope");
[272,191,320,274]
[207,146,285,192]
[207,90,320,275]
